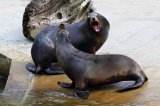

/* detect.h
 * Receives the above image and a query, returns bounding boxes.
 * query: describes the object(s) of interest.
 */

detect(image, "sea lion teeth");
[26,10,110,75]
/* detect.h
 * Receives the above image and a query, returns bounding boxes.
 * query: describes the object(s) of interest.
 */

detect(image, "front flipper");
[26,63,42,74]
[57,82,75,88]
[26,63,36,73]
[44,68,65,75]
[74,88,90,99]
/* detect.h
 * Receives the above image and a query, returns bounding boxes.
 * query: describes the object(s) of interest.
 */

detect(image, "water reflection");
[0,60,158,106]
[22,90,100,106]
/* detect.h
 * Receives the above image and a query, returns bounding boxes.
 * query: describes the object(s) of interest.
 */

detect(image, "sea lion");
[56,24,148,99]
[26,9,110,75]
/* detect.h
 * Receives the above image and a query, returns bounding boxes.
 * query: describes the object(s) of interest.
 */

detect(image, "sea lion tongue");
[93,24,100,32]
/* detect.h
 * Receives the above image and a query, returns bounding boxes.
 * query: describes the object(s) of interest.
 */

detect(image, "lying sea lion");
[26,9,110,75]
[56,24,148,99]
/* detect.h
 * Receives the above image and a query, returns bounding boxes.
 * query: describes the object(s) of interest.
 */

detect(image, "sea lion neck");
[77,20,90,30]
[56,31,73,47]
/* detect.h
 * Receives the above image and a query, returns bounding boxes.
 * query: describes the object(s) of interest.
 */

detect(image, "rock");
[0,53,11,78]
[0,53,11,92]
[2,61,33,105]
[22,0,94,40]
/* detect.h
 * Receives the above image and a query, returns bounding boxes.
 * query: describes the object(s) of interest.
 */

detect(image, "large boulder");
[22,0,93,40]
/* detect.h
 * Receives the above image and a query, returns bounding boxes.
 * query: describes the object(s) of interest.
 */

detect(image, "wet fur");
[26,10,110,75]
[56,25,148,99]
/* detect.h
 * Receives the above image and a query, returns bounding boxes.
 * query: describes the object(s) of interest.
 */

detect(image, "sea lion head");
[57,24,71,43]
[87,9,101,33]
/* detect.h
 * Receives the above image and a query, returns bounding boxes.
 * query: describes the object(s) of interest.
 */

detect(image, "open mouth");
[92,21,100,32]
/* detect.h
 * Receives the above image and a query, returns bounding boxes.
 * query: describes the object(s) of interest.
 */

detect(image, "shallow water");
[0,0,160,105]
[1,61,160,106]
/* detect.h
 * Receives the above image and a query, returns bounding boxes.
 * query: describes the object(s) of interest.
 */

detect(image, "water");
[22,90,99,106]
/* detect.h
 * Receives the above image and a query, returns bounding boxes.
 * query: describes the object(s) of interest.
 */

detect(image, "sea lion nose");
[92,17,96,21]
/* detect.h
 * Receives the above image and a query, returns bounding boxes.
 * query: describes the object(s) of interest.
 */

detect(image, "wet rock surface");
[0,0,160,105]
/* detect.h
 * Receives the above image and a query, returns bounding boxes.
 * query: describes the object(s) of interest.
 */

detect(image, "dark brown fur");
[26,10,110,75]
[56,24,148,99]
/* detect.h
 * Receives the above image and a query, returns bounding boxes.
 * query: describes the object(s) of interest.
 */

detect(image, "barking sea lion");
[26,9,110,75]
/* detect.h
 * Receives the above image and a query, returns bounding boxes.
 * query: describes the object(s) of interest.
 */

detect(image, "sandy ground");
[0,0,160,105]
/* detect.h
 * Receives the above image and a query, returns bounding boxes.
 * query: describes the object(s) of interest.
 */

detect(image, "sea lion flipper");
[57,82,75,88]
[116,75,147,92]
[44,69,65,75]
[26,63,36,73]
[74,88,90,99]
[26,63,41,74]
[50,63,62,70]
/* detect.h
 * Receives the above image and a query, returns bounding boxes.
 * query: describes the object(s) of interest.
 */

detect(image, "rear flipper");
[57,82,75,88]
[44,68,65,75]
[43,62,65,75]
[116,74,148,93]
[26,63,64,75]
[50,63,63,70]
[74,88,90,99]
